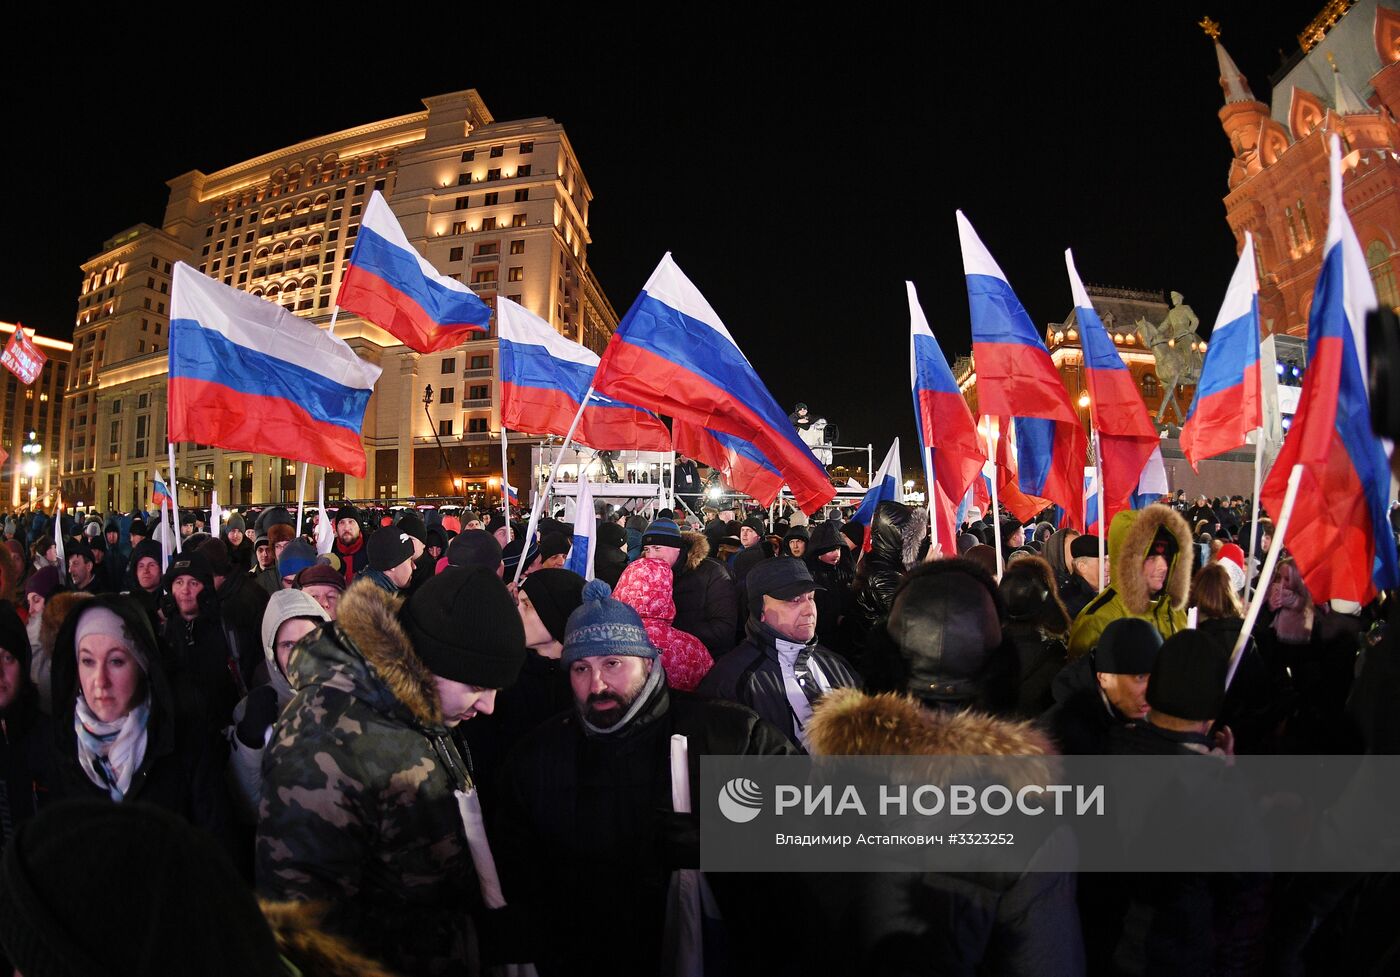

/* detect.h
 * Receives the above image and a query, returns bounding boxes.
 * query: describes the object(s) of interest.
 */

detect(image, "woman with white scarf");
[48,596,230,836]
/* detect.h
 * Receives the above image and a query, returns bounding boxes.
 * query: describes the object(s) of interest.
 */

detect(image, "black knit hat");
[1094,618,1162,675]
[741,516,766,537]
[0,601,31,684]
[1146,630,1226,721]
[485,511,508,535]
[598,522,627,548]
[161,550,215,593]
[402,566,525,689]
[367,528,416,572]
[537,532,571,561]
[522,568,587,644]
[447,529,503,571]
[333,503,361,525]
[0,800,284,977]
[1070,534,1103,560]
[397,512,427,543]
[128,517,149,539]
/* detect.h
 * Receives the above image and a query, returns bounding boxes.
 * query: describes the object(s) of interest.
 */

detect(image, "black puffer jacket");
[671,531,739,658]
[49,594,230,836]
[854,501,928,626]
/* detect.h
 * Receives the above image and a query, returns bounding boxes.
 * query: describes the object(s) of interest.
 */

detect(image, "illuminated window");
[509,240,525,255]
[481,217,496,232]
[472,269,496,284]
[452,221,467,235]
[508,266,524,282]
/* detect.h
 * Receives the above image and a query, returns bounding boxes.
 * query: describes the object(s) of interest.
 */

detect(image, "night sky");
[1,4,1328,468]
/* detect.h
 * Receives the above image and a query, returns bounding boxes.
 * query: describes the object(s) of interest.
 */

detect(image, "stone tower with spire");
[1205,0,1400,338]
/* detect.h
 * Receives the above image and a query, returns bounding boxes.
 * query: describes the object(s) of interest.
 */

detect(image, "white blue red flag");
[672,420,787,506]
[168,263,382,477]
[1084,467,1100,537]
[152,471,172,509]
[497,298,671,452]
[909,282,985,549]
[850,439,903,550]
[564,476,596,581]
[1066,249,1160,528]
[958,212,1085,529]
[592,254,836,515]
[1261,136,1399,603]
[1180,233,1262,470]
[338,191,491,352]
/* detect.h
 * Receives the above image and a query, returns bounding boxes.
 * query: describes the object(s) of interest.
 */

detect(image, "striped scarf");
[74,695,150,802]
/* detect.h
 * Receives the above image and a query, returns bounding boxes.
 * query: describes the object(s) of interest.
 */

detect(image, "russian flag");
[672,419,787,506]
[1131,446,1170,510]
[168,263,381,477]
[1261,136,1399,603]
[337,191,491,353]
[152,471,171,509]
[850,439,903,550]
[1066,250,1160,528]
[506,483,519,507]
[497,298,671,452]
[1084,467,1100,537]
[909,282,985,550]
[988,417,1053,524]
[592,254,836,515]
[564,476,596,581]
[1180,233,1262,470]
[958,213,1085,530]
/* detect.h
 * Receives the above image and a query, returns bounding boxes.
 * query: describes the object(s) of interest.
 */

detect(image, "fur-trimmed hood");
[290,578,443,730]
[1108,504,1192,615]
[806,687,1057,788]
[870,502,930,571]
[260,901,401,977]
[1000,554,1071,635]
[680,529,712,572]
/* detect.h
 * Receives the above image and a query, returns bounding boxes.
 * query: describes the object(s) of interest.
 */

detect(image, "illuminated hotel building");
[0,323,71,509]
[63,89,617,509]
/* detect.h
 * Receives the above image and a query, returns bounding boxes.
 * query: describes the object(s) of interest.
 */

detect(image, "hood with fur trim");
[1107,504,1192,615]
[806,687,1056,788]
[680,529,712,573]
[290,578,443,729]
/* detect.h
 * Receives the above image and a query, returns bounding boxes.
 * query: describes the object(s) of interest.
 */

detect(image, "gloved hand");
[236,684,279,749]
[655,809,700,870]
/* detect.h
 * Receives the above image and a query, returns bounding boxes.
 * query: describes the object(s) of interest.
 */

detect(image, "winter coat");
[855,502,928,623]
[458,650,571,798]
[1059,570,1100,621]
[0,604,50,846]
[613,558,713,691]
[217,569,270,688]
[671,531,739,658]
[162,600,248,735]
[1000,624,1066,719]
[226,535,254,573]
[1068,505,1192,660]
[256,580,481,976]
[804,688,1084,977]
[697,617,861,749]
[49,594,231,835]
[1040,654,1136,755]
[594,541,628,588]
[493,669,797,976]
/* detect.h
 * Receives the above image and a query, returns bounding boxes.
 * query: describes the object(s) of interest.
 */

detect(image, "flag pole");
[167,443,182,554]
[499,425,511,521]
[1244,430,1264,600]
[1227,463,1304,690]
[1092,427,1107,591]
[984,416,1004,578]
[53,493,66,585]
[295,463,308,540]
[923,445,939,557]
[158,498,171,569]
[326,305,340,339]
[513,386,592,586]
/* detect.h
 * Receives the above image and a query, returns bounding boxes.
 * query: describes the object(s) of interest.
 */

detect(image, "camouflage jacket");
[256,580,477,976]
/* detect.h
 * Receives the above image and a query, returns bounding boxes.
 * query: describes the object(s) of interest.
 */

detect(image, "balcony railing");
[462,398,491,408]
[463,368,493,378]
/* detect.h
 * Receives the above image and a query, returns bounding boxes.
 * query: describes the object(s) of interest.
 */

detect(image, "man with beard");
[332,504,369,583]
[493,580,796,976]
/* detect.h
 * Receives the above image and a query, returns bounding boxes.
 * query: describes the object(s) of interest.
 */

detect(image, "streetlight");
[20,435,42,508]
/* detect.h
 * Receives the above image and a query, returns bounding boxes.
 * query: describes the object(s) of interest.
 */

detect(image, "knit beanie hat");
[333,503,361,525]
[641,518,682,548]
[277,539,318,580]
[1070,534,1103,560]
[0,800,285,977]
[161,550,215,593]
[522,568,587,644]
[397,512,427,543]
[1214,543,1247,593]
[1093,618,1162,675]
[1146,630,1227,721]
[537,532,572,561]
[501,535,539,573]
[23,566,60,600]
[367,528,415,572]
[563,580,658,663]
[485,511,508,535]
[224,512,245,534]
[128,517,149,539]
[192,536,231,578]
[598,522,627,549]
[403,567,525,689]
[447,529,503,571]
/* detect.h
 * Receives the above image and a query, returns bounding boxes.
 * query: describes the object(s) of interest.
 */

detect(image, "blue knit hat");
[563,580,658,663]
[640,518,682,548]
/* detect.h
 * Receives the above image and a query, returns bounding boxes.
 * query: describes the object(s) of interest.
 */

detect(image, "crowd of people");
[0,483,1392,976]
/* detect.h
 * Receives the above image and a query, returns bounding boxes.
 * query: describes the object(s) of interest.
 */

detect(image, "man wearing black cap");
[1110,630,1231,756]
[359,528,418,596]
[639,516,738,657]
[448,528,504,576]
[698,557,859,749]
[65,542,107,595]
[332,503,369,583]
[1061,533,1108,620]
[1068,505,1192,659]
[102,518,128,593]
[257,569,525,976]
[1042,617,1161,755]
[161,551,247,733]
[396,512,432,595]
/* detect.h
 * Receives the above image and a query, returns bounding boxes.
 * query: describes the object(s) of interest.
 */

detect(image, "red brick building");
[1209,0,1400,337]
